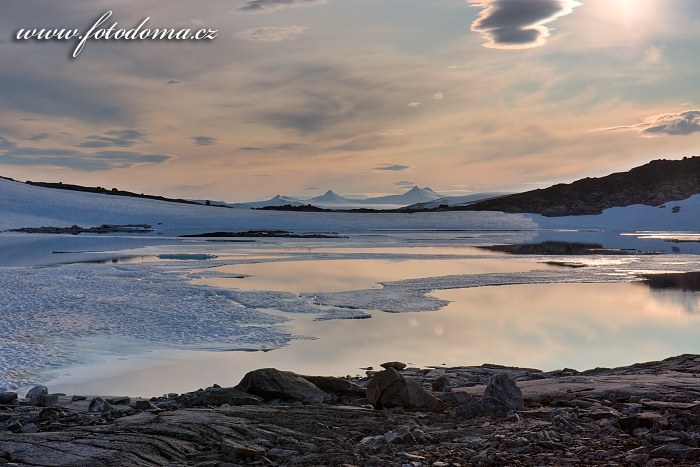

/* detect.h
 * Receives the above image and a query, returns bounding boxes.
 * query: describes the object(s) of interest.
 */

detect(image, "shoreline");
[3,354,700,465]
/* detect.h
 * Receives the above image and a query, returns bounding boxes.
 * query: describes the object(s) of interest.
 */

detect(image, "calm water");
[44,246,700,397]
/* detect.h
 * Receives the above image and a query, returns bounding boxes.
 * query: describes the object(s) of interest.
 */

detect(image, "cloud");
[644,45,664,65]
[394,180,416,188]
[166,80,181,85]
[600,110,700,137]
[408,102,422,107]
[28,132,50,142]
[239,143,305,152]
[469,0,581,49]
[191,136,217,146]
[641,110,700,136]
[0,136,172,171]
[380,130,406,136]
[77,129,145,148]
[434,92,445,100]
[236,0,328,13]
[235,26,307,43]
[375,164,410,172]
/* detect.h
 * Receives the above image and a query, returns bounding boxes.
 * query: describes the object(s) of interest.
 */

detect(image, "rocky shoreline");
[2,355,700,466]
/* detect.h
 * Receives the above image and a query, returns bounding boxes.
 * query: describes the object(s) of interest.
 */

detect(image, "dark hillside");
[465,157,700,216]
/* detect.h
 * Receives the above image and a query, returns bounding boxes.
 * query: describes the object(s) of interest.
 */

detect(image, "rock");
[132,400,159,411]
[431,375,451,392]
[651,443,700,460]
[71,395,87,401]
[5,420,22,432]
[380,361,407,371]
[366,368,444,412]
[177,386,264,407]
[300,375,366,395]
[36,394,59,407]
[107,396,131,405]
[236,368,331,404]
[220,439,266,461]
[0,392,18,404]
[88,397,113,413]
[482,373,523,412]
[25,385,48,399]
[20,423,39,433]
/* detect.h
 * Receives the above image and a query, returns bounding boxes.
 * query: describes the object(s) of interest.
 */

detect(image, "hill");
[364,186,442,205]
[465,157,700,216]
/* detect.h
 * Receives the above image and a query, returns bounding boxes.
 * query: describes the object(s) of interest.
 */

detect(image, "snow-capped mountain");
[238,195,306,209]
[309,190,356,204]
[363,186,443,205]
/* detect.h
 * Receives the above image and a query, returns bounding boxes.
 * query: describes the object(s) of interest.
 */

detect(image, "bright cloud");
[469,0,581,49]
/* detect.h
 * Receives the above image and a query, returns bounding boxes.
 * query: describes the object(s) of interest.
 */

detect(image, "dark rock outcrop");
[236,368,331,404]
[367,368,444,412]
[465,156,700,216]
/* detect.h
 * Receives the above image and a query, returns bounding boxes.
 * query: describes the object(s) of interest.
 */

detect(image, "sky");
[1,0,700,201]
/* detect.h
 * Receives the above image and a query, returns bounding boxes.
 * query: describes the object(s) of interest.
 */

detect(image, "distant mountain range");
[237,186,445,209]
[464,156,700,216]
[5,156,698,216]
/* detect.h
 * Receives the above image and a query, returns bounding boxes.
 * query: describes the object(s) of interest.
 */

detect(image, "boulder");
[236,368,331,404]
[25,385,48,399]
[456,373,523,418]
[431,375,452,392]
[380,361,407,371]
[0,392,18,405]
[482,373,523,412]
[88,397,113,413]
[299,375,366,396]
[177,387,263,407]
[366,368,444,412]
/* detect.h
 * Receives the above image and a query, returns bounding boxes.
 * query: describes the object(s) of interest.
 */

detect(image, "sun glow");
[607,0,656,29]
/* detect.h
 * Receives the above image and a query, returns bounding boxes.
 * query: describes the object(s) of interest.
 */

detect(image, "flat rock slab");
[2,354,700,466]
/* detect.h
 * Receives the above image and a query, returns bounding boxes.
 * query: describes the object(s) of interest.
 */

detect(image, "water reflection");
[49,282,700,396]
[198,257,550,293]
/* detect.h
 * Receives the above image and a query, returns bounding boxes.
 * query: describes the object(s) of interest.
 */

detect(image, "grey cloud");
[235,26,307,43]
[237,0,327,13]
[166,80,181,85]
[0,136,172,171]
[642,110,700,136]
[469,0,580,49]
[601,110,700,137]
[0,137,17,150]
[77,129,145,148]
[0,68,129,124]
[376,164,410,171]
[394,180,416,188]
[239,143,304,152]
[28,132,50,142]
[191,136,217,146]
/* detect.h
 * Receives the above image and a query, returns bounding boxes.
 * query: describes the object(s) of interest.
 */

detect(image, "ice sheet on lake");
[1,251,698,391]
[0,263,290,390]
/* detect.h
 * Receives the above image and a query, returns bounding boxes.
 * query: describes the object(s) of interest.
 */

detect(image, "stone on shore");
[456,373,523,418]
[482,373,524,411]
[25,386,47,399]
[236,368,331,404]
[88,397,112,413]
[380,361,407,371]
[366,368,444,412]
[300,375,366,396]
[0,392,18,405]
[177,386,264,407]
